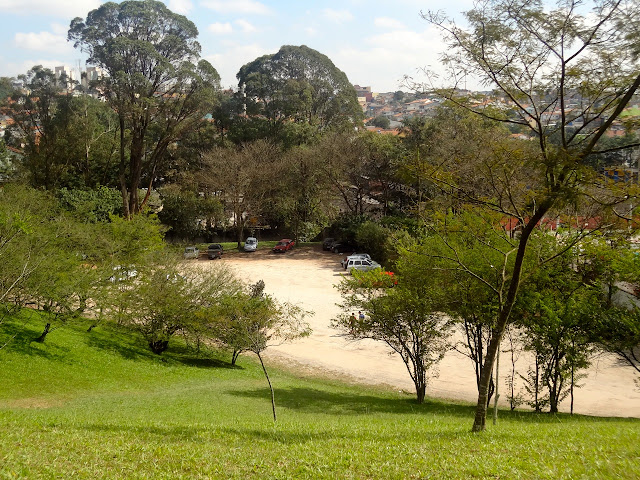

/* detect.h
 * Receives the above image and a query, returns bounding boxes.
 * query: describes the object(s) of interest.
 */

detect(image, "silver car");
[341,253,371,269]
[347,258,381,273]
[183,246,200,259]
[244,237,258,252]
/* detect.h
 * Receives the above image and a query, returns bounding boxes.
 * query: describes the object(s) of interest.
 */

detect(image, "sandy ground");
[187,245,640,418]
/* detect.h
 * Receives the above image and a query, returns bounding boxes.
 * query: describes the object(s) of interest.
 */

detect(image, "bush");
[355,221,392,265]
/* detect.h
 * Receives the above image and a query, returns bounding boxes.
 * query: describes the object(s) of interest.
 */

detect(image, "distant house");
[404,98,434,113]
[353,85,373,103]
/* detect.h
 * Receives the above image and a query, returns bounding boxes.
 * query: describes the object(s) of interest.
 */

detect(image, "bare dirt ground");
[188,244,640,418]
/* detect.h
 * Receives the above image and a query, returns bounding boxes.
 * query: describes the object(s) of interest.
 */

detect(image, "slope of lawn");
[1,313,638,479]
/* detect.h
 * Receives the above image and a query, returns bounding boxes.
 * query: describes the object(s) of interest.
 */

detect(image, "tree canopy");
[421,0,640,431]
[68,0,221,216]
[237,45,363,132]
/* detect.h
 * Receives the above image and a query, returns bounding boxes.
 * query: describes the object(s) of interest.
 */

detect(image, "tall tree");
[69,0,221,217]
[3,69,120,189]
[5,66,63,189]
[421,0,640,431]
[237,45,363,133]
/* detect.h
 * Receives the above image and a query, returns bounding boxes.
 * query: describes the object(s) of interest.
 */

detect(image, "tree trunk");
[35,323,51,343]
[231,350,240,366]
[128,131,144,215]
[415,382,426,404]
[570,361,574,415]
[149,340,169,354]
[493,344,500,425]
[257,352,277,422]
[118,116,130,219]
[472,204,551,432]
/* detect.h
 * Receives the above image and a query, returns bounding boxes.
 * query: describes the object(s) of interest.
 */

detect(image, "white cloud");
[1,59,71,78]
[14,30,73,55]
[322,9,354,24]
[208,22,234,34]
[50,23,69,36]
[329,26,452,92]
[0,0,101,18]
[234,19,256,33]
[374,17,406,30]
[167,0,193,15]
[201,0,271,15]
[204,43,274,90]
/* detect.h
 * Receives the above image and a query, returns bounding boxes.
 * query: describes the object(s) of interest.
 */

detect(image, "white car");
[244,237,258,252]
[341,253,371,269]
[183,246,200,259]
[108,265,138,282]
[347,258,381,273]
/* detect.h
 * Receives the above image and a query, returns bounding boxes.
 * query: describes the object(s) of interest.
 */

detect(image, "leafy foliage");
[237,45,363,132]
[69,0,221,215]
[336,264,452,403]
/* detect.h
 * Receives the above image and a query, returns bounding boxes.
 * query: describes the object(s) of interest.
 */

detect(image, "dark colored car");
[332,243,356,253]
[207,243,224,259]
[322,238,336,250]
[273,239,295,253]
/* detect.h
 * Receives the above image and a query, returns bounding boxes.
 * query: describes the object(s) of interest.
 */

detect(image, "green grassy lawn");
[1,314,638,479]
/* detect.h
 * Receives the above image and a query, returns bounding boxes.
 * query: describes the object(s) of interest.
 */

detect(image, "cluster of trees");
[333,0,640,432]
[2,0,640,432]
[0,183,310,419]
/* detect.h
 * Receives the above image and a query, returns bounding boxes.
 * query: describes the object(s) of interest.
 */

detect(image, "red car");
[273,238,295,253]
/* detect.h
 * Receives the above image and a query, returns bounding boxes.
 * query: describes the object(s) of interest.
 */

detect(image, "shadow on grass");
[228,385,640,425]
[228,386,475,417]
[0,316,73,361]
[84,325,240,370]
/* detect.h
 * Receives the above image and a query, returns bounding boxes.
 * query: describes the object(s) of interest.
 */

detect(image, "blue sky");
[0,0,475,92]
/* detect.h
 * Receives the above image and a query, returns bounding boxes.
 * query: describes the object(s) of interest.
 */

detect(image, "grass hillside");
[1,314,638,479]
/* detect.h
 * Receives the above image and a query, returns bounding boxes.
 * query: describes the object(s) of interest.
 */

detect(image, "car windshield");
[246,239,256,244]
[276,242,286,246]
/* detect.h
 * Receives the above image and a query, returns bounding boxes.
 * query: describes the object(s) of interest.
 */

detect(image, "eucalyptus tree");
[69,0,221,217]
[5,66,64,189]
[3,67,120,189]
[237,45,363,134]
[420,0,640,431]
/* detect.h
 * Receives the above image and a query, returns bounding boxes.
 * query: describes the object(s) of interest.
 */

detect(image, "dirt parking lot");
[189,244,640,418]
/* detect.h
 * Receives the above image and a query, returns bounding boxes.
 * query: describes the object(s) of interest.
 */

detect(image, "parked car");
[341,253,371,269]
[273,239,295,253]
[108,265,137,282]
[244,237,258,252]
[183,246,200,259]
[347,258,381,272]
[333,243,357,253]
[207,243,224,259]
[322,237,336,250]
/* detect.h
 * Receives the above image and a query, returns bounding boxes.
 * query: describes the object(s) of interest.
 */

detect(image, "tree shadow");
[228,385,640,424]
[84,326,239,370]
[227,385,475,417]
[0,317,72,361]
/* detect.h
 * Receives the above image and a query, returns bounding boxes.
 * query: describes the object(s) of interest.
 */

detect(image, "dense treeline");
[1,0,640,432]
